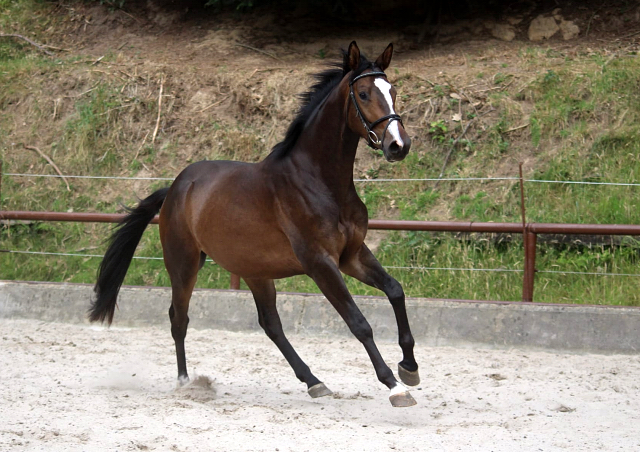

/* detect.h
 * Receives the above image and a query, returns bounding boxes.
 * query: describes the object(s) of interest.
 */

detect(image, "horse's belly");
[198,223,303,280]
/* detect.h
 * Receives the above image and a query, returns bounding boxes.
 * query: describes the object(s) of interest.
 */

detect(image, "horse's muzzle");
[384,136,411,162]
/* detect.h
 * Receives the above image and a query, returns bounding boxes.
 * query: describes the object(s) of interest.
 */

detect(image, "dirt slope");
[2,1,640,215]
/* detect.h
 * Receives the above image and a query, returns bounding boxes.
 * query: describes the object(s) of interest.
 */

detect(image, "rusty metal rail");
[0,211,148,224]
[2,210,640,301]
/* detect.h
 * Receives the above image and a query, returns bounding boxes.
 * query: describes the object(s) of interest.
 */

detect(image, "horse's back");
[172,159,250,186]
[161,159,252,225]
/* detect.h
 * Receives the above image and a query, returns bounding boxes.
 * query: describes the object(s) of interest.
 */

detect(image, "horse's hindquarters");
[161,160,304,280]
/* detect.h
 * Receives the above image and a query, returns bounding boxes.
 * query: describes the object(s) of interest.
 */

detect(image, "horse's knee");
[262,327,284,343]
[349,318,374,342]
[259,316,284,342]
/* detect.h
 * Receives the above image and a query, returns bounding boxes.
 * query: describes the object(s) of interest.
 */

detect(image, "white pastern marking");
[373,78,404,147]
[390,382,409,396]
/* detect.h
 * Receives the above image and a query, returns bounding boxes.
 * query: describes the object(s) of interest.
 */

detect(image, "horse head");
[346,41,411,162]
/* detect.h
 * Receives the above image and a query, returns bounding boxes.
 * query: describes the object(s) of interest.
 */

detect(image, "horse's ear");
[375,43,393,71]
[347,41,361,71]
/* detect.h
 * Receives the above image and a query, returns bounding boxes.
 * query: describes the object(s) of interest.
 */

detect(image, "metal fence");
[2,161,640,302]
[2,209,640,301]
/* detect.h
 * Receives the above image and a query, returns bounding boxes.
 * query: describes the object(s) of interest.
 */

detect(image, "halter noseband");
[349,71,403,149]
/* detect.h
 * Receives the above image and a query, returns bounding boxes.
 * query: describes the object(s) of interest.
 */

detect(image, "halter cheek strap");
[349,71,403,150]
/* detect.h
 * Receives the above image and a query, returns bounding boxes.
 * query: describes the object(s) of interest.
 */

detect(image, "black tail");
[89,187,170,325]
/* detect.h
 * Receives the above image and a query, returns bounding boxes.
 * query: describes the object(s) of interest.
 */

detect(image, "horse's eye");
[358,92,368,101]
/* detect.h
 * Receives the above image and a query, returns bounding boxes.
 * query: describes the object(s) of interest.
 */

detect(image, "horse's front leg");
[301,252,416,407]
[341,244,420,387]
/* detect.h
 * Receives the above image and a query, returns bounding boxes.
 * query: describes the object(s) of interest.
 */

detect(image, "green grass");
[523,129,640,225]
[4,223,639,306]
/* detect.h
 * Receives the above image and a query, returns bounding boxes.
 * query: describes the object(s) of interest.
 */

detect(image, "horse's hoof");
[389,390,417,407]
[398,364,421,386]
[177,375,190,387]
[308,382,333,398]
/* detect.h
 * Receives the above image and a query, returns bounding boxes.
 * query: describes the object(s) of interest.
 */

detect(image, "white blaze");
[373,78,404,147]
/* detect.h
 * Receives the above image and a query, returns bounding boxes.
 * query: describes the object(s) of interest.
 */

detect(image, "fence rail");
[2,210,640,302]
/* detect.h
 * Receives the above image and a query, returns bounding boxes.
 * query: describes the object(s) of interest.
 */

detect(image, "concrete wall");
[1,280,639,354]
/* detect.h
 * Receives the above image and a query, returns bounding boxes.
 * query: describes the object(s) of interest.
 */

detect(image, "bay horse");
[90,41,420,407]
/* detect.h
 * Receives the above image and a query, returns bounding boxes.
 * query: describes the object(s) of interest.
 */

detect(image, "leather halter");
[349,71,403,149]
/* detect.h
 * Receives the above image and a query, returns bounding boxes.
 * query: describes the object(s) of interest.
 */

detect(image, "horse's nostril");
[389,141,401,154]
[384,138,410,162]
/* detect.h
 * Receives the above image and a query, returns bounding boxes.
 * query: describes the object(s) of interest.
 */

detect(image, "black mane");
[267,50,375,160]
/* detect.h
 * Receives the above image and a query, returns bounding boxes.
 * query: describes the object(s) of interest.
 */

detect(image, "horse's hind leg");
[341,245,420,387]
[244,277,332,399]
[162,238,202,385]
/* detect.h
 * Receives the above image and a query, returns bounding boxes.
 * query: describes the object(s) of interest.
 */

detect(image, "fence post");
[522,229,537,302]
[518,162,535,301]
[230,273,241,290]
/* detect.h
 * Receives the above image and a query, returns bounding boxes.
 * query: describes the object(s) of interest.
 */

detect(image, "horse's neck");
[290,84,359,199]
